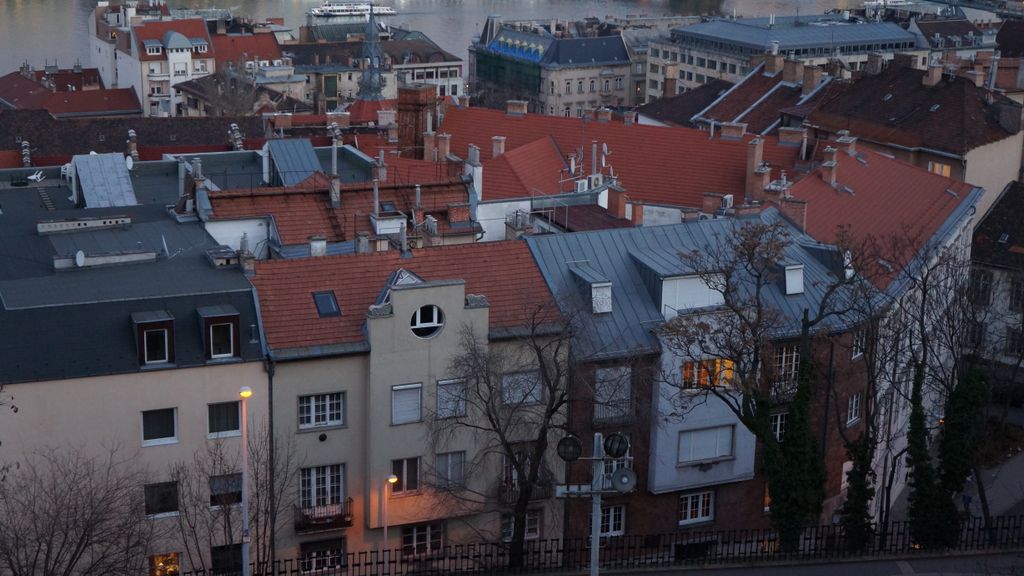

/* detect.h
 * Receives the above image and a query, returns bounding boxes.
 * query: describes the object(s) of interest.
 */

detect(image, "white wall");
[205,218,273,259]
[477,199,530,242]
[661,275,725,319]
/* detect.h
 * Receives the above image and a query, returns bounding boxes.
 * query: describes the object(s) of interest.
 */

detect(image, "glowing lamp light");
[239,386,253,399]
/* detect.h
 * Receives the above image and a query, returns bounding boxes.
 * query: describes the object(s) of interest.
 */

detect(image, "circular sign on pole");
[556,435,583,462]
[610,468,636,494]
[603,432,630,459]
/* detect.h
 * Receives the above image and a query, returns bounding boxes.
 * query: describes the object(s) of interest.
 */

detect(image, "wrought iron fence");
[181,514,1024,576]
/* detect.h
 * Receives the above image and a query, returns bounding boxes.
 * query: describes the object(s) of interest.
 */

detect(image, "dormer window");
[198,305,240,360]
[132,311,175,366]
[197,44,208,53]
[147,46,162,56]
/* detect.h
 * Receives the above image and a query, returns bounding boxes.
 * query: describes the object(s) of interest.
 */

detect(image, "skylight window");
[883,93,893,101]
[313,291,340,317]
[929,104,941,112]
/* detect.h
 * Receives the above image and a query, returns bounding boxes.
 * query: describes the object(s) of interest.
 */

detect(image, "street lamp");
[383,474,398,549]
[239,386,253,576]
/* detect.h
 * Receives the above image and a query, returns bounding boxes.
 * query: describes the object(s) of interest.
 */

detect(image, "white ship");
[309,1,397,17]
[862,0,916,7]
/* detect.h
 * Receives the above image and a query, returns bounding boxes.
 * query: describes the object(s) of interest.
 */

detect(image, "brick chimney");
[436,133,451,159]
[802,65,823,96]
[623,111,637,126]
[596,108,612,123]
[663,63,679,97]
[492,135,506,158]
[778,196,808,232]
[608,188,629,219]
[703,193,724,215]
[864,52,885,76]
[309,236,327,257]
[720,122,747,140]
[630,201,644,226]
[966,70,985,87]
[422,131,435,161]
[745,138,771,203]
[764,54,785,76]
[892,52,919,70]
[783,58,804,84]
[922,63,943,87]
[778,126,806,147]
[821,146,838,186]
[506,100,528,116]
[835,132,857,155]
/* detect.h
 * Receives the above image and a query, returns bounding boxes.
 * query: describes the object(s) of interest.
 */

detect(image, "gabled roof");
[483,136,567,199]
[211,33,283,66]
[973,181,1024,270]
[542,35,629,68]
[132,19,211,61]
[636,79,733,127]
[346,98,396,123]
[915,18,985,50]
[805,65,1022,155]
[0,72,141,118]
[283,39,460,67]
[438,106,800,208]
[251,241,556,353]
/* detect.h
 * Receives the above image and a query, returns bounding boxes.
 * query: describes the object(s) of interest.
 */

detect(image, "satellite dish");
[89,151,97,155]
[610,468,636,494]
[602,142,609,155]
[125,156,134,171]
[74,250,86,268]
[569,156,576,175]
[601,155,606,168]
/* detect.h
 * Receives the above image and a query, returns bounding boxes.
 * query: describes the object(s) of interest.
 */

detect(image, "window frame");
[401,523,443,555]
[144,481,180,517]
[435,451,465,488]
[144,328,170,364]
[1011,276,1024,313]
[680,358,734,390]
[846,393,862,427]
[594,366,632,424]
[392,383,423,425]
[770,412,788,442]
[677,425,734,466]
[209,322,234,359]
[410,305,444,339]
[299,392,345,430]
[851,330,866,360]
[300,538,347,573]
[436,379,467,419]
[149,552,180,576]
[142,407,178,447]
[600,504,626,537]
[313,291,341,317]
[300,463,345,510]
[208,401,241,439]
[392,457,420,495]
[501,371,543,405]
[501,510,541,541]
[678,490,714,526]
[209,472,243,507]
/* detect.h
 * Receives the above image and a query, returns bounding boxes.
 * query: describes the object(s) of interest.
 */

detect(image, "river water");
[0,0,850,77]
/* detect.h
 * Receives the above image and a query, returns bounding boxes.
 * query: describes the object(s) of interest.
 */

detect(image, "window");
[210,323,234,358]
[565,81,571,94]
[600,505,625,536]
[550,81,555,95]
[402,523,442,555]
[971,269,993,306]
[502,371,542,405]
[851,330,866,359]
[681,359,734,389]
[436,379,466,418]
[299,392,345,429]
[846,393,862,427]
[149,552,180,576]
[392,383,422,424]
[209,473,242,507]
[210,544,241,575]
[146,46,162,55]
[594,366,631,423]
[435,451,465,487]
[770,412,788,441]
[208,401,240,438]
[145,329,169,364]
[410,305,444,338]
[313,291,340,317]
[603,79,610,91]
[967,320,985,349]
[677,426,733,465]
[173,63,187,77]
[773,344,800,387]
[927,161,952,177]
[577,80,583,93]
[300,464,345,509]
[142,408,177,446]
[392,457,420,493]
[589,80,595,92]
[678,491,714,525]
[197,44,208,53]
[501,510,540,541]
[1012,277,1024,312]
[615,78,623,90]
[1006,327,1024,357]
[144,481,179,516]
[650,63,660,74]
[300,539,346,573]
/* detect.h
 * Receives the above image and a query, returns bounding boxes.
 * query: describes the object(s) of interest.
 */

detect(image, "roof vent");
[929,104,941,112]
[206,245,239,268]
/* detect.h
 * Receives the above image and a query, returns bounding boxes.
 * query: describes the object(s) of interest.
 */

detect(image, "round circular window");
[411,304,444,338]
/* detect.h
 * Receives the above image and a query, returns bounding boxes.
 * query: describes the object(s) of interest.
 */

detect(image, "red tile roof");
[438,107,800,208]
[346,99,396,124]
[252,241,557,350]
[483,137,568,199]
[0,150,21,168]
[699,63,785,124]
[786,146,975,286]
[30,69,103,90]
[211,34,282,67]
[0,71,142,117]
[544,204,633,232]
[132,19,211,61]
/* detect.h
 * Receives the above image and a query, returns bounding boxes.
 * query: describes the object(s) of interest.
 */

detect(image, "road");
[615,552,1024,575]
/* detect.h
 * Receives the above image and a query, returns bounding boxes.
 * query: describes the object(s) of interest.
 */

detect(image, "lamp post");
[239,386,253,576]
[383,474,398,549]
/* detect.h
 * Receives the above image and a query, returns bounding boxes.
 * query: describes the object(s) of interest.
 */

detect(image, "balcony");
[593,400,634,426]
[294,498,353,534]
[147,71,169,80]
[498,480,553,507]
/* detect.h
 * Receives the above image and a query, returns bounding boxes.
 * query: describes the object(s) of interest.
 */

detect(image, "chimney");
[835,132,857,155]
[607,188,628,219]
[422,131,435,161]
[966,70,985,88]
[778,126,806,147]
[802,65,823,96]
[492,135,506,158]
[865,52,885,76]
[719,122,747,140]
[821,146,838,186]
[782,58,804,84]
[309,236,327,257]
[630,201,644,226]
[468,144,480,165]
[662,63,679,97]
[459,95,470,108]
[376,149,388,182]
[892,52,918,70]
[778,196,808,232]
[191,157,204,180]
[988,51,1000,91]
[745,138,770,202]
[330,174,341,208]
[177,157,187,198]
[356,231,370,253]
[399,223,408,255]
[126,129,139,160]
[623,111,637,126]
[703,193,724,216]
[506,99,528,116]
[923,62,943,87]
[596,108,612,123]
[591,141,598,176]
[372,178,380,217]
[764,53,784,76]
[436,133,451,159]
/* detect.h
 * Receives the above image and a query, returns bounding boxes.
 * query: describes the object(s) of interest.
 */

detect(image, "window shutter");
[392,385,421,424]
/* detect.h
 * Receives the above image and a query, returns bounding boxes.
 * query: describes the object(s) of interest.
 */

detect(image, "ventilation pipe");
[372,178,380,217]
[591,140,598,176]
[127,129,140,160]
[415,184,422,208]
[21,141,31,167]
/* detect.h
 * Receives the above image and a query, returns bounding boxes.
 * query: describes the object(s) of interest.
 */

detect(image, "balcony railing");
[593,400,634,426]
[294,497,353,534]
[498,480,553,507]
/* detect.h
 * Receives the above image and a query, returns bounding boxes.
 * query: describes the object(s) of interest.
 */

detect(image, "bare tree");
[0,446,158,576]
[429,304,569,568]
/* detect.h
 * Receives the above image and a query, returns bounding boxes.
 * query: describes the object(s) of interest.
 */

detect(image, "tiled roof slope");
[545,204,633,232]
[438,107,800,208]
[252,241,555,351]
[483,137,567,199]
[915,18,984,49]
[973,181,1024,270]
[636,79,733,127]
[0,72,141,118]
[211,33,283,66]
[806,66,1021,155]
[132,19,211,61]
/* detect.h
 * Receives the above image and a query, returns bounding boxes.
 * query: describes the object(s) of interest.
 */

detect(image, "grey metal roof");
[267,139,321,187]
[676,18,915,52]
[526,210,859,361]
[73,153,138,208]
[163,30,193,50]
[543,36,630,68]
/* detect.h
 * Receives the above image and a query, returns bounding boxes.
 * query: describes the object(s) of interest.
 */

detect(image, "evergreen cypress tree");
[838,433,876,551]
